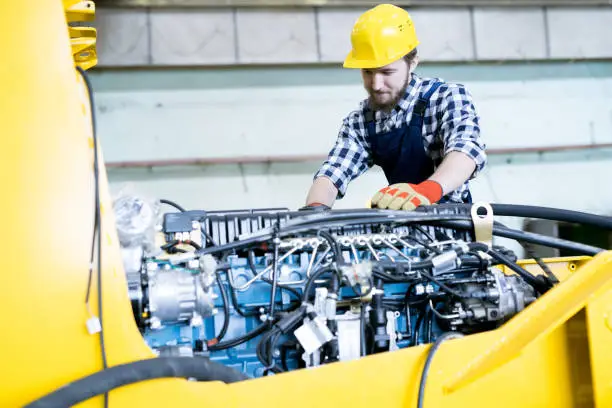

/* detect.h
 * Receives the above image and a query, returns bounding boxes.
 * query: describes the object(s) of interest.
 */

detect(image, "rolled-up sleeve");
[438,84,487,178]
[314,113,371,198]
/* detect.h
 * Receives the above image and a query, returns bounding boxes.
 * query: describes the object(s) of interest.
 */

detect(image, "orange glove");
[370,180,443,211]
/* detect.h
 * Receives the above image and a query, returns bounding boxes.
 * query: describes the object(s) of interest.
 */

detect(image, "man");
[304,3,486,211]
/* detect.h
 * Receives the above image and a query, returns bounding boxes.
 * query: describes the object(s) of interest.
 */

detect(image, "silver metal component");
[147,267,216,328]
[313,287,328,318]
[121,245,144,274]
[385,311,400,351]
[441,267,537,328]
[471,202,494,248]
[229,244,301,291]
[294,317,334,355]
[336,311,362,361]
[432,250,458,275]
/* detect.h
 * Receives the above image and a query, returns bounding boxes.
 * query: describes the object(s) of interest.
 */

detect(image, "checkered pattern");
[314,73,487,202]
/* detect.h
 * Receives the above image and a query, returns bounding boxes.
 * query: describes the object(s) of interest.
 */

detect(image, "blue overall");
[364,81,472,204]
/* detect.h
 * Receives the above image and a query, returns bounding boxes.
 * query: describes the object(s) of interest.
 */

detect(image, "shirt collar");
[396,72,421,113]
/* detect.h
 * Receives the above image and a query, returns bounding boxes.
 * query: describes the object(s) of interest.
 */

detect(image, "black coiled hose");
[24,357,249,408]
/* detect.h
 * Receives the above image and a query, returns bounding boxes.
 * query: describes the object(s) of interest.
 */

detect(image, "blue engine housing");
[128,207,529,378]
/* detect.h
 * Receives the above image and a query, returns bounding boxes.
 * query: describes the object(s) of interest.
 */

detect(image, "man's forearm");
[305,177,338,207]
[428,151,477,195]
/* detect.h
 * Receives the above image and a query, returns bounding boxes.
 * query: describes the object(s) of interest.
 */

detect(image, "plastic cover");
[112,184,160,253]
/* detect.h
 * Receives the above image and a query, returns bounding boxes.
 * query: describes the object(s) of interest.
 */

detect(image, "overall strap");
[363,106,376,139]
[408,80,443,131]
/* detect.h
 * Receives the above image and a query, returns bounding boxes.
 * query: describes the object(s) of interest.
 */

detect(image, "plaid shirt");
[314,73,487,203]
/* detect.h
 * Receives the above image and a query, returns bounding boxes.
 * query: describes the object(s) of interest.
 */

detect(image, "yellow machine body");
[0,2,611,407]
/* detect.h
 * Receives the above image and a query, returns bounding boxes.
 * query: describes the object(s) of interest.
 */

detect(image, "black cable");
[359,303,367,357]
[197,213,470,256]
[476,203,612,231]
[425,219,604,256]
[24,357,249,408]
[207,322,268,351]
[197,204,610,256]
[161,239,202,251]
[159,198,187,212]
[302,266,338,302]
[76,65,108,408]
[486,247,552,294]
[318,230,344,265]
[417,331,464,408]
[206,272,230,347]
[269,233,280,319]
[523,247,559,284]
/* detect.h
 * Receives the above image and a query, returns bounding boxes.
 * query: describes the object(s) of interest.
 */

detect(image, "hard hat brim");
[342,43,419,69]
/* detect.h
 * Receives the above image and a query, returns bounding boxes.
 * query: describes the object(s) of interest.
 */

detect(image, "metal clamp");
[470,202,493,247]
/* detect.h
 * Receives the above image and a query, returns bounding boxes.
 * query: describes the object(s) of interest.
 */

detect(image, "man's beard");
[367,75,410,113]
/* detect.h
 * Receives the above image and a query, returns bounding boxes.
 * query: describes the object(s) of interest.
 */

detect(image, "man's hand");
[370,180,443,211]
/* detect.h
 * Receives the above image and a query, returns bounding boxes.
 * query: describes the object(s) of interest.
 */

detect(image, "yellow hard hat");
[344,4,419,69]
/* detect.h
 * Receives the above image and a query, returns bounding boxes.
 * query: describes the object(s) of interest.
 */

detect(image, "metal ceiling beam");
[95,0,612,8]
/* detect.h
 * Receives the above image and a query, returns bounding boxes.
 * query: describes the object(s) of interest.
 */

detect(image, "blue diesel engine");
[114,198,545,379]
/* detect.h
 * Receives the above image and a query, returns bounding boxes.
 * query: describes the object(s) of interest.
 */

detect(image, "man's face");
[362,58,412,112]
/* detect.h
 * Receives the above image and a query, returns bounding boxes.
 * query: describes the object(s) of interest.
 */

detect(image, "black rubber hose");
[208,322,268,351]
[159,199,186,212]
[318,230,344,265]
[24,357,249,408]
[206,272,230,346]
[302,266,338,302]
[417,331,464,408]
[488,203,612,230]
[427,219,604,256]
[486,247,551,293]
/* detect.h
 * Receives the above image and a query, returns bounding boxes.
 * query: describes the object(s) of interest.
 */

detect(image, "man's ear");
[409,56,420,72]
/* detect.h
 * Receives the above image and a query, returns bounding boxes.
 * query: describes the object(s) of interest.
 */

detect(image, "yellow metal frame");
[1,2,610,407]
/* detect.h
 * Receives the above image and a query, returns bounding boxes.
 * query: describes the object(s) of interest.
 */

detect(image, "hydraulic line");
[24,357,249,408]
[427,219,603,255]
[435,203,612,231]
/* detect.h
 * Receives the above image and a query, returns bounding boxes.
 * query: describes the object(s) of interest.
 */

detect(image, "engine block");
[115,202,540,378]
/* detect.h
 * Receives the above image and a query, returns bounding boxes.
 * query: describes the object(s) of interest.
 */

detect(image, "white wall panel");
[96,84,365,162]
[94,8,150,66]
[547,8,612,59]
[149,9,237,65]
[95,74,612,161]
[410,9,475,61]
[473,8,547,60]
[317,8,366,63]
[235,9,319,63]
[93,6,612,66]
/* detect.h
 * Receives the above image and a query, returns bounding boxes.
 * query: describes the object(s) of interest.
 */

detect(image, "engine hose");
[208,322,268,351]
[317,230,344,266]
[417,331,465,408]
[302,266,338,302]
[428,219,604,256]
[24,357,249,408]
[159,198,186,212]
[487,247,552,293]
[451,203,612,231]
[206,273,230,347]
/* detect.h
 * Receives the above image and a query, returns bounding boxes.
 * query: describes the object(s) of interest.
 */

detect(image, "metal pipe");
[105,143,612,169]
